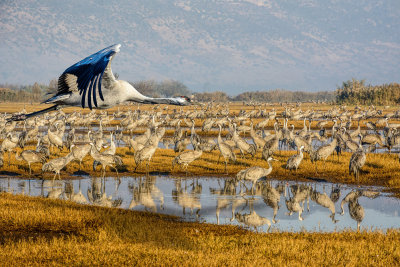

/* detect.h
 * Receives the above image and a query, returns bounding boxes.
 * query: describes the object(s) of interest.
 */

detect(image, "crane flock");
[0,101,398,184]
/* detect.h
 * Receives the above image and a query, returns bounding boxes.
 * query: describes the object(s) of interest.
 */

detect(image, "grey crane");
[70,143,91,170]
[134,140,158,173]
[114,125,123,145]
[361,133,386,152]
[102,132,116,156]
[162,137,174,149]
[232,123,256,158]
[36,136,50,158]
[310,136,338,173]
[255,118,269,130]
[349,146,366,183]
[249,121,266,150]
[217,124,236,174]
[339,133,360,152]
[174,131,190,153]
[47,124,64,153]
[172,146,203,172]
[42,152,75,181]
[261,122,282,160]
[190,119,216,152]
[65,128,76,150]
[26,122,39,141]
[90,143,123,178]
[0,133,20,165]
[292,135,312,154]
[235,157,277,193]
[15,150,47,176]
[286,145,304,171]
[9,44,190,122]
[122,135,145,152]
[202,117,215,132]
[365,121,377,132]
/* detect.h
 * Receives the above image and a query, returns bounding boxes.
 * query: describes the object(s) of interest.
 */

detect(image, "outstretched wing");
[56,44,121,109]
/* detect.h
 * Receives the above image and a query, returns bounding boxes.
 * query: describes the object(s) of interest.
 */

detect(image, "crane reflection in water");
[0,176,397,233]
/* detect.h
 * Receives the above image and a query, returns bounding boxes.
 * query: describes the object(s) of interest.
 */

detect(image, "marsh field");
[0,102,400,265]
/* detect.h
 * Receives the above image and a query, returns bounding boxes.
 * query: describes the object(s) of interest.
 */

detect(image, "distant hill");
[0,0,399,94]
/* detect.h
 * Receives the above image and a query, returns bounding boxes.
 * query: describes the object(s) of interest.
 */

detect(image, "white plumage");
[9,44,191,121]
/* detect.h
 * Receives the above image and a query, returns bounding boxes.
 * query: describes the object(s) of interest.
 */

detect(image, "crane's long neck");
[130,91,182,105]
[217,126,223,144]
[267,160,273,172]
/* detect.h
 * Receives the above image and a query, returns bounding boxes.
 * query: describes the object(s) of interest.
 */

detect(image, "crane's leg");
[224,161,227,174]
[116,167,119,177]
[28,163,32,177]
[185,164,188,176]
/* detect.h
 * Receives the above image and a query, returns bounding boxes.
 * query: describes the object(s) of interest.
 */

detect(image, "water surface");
[1,175,398,233]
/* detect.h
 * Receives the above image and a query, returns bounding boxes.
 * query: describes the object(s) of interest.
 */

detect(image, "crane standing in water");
[235,157,278,193]
[9,44,191,122]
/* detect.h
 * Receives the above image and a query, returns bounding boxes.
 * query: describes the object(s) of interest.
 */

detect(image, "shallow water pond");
[0,175,399,233]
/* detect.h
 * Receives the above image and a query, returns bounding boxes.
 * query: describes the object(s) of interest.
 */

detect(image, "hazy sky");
[0,0,399,94]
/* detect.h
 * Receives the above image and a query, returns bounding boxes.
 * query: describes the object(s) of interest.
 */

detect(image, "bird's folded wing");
[56,44,121,109]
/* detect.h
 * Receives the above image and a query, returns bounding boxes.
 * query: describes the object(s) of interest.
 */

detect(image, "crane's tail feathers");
[93,160,100,171]
[113,156,123,167]
[7,105,58,122]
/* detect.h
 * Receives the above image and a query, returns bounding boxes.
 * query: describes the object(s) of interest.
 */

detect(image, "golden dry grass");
[2,102,400,265]
[0,193,399,266]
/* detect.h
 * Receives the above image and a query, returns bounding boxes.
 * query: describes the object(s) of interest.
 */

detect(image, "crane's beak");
[177,95,192,105]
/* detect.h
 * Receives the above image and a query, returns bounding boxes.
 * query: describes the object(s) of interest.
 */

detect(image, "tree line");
[335,79,400,106]
[1,78,399,105]
[0,82,45,103]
